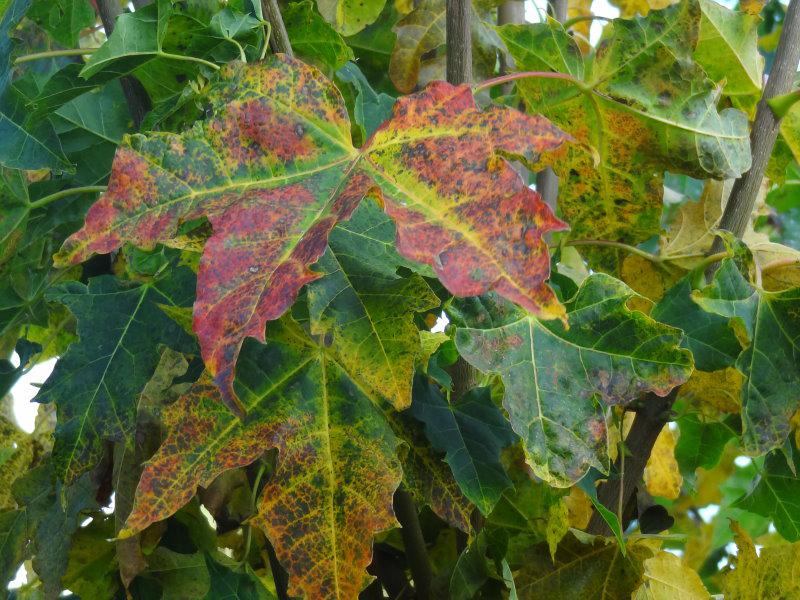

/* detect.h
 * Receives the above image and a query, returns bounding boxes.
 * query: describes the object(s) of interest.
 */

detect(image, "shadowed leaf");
[35,270,196,482]
[411,376,516,515]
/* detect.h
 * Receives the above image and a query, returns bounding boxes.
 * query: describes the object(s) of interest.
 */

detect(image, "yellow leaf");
[546,499,570,559]
[739,0,766,15]
[565,486,592,530]
[608,0,678,18]
[644,426,682,500]
[792,409,800,451]
[620,254,680,312]
[677,368,743,417]
[723,522,800,600]
[633,551,711,599]
[567,0,593,52]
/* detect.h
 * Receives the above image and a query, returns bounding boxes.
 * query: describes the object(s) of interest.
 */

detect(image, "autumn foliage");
[2,0,800,598]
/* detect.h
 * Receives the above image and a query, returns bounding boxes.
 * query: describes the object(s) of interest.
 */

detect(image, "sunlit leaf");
[57,55,568,411]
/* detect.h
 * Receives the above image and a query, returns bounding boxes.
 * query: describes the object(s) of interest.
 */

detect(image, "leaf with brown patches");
[121,318,402,599]
[497,1,750,265]
[56,55,568,412]
[456,274,693,487]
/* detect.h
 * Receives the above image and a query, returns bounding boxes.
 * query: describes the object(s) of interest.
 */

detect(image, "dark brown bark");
[446,0,472,85]
[587,390,678,536]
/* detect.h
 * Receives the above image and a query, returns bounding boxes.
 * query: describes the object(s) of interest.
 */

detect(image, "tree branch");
[446,0,472,85]
[712,0,800,246]
[261,0,293,57]
[96,0,150,128]
[586,390,677,536]
[394,488,433,600]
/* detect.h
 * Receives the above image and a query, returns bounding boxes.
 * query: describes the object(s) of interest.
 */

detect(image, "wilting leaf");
[693,258,800,454]
[316,0,385,35]
[632,551,711,599]
[307,201,439,409]
[734,448,800,542]
[722,522,800,600]
[456,274,693,486]
[497,1,750,255]
[643,425,683,500]
[284,0,354,73]
[514,532,654,598]
[411,376,515,515]
[122,318,402,599]
[57,55,568,411]
[35,269,196,482]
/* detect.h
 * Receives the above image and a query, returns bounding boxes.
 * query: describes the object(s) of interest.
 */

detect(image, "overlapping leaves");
[56,54,568,412]
[694,258,800,454]
[122,318,403,599]
[456,274,693,486]
[497,0,750,254]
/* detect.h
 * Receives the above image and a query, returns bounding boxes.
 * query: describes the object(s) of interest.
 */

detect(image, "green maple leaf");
[734,449,800,542]
[36,269,197,482]
[56,54,568,413]
[693,258,800,455]
[497,0,750,256]
[121,318,403,599]
[308,200,439,409]
[411,376,516,515]
[456,273,693,487]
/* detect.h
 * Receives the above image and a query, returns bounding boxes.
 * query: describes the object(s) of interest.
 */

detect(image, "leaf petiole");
[473,70,583,92]
[14,47,98,65]
[29,186,107,210]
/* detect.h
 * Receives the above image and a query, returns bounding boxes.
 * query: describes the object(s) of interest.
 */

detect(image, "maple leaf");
[36,269,196,483]
[456,274,693,486]
[55,55,568,413]
[693,257,800,455]
[121,318,402,599]
[497,0,750,259]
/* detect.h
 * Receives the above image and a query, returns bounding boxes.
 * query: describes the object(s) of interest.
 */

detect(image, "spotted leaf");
[456,274,693,486]
[497,0,750,264]
[121,318,402,600]
[56,55,568,413]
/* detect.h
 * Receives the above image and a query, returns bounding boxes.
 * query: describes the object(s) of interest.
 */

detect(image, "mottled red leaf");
[56,55,568,412]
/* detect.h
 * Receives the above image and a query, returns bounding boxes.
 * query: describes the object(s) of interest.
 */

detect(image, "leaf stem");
[14,47,98,65]
[473,70,580,92]
[29,186,106,210]
[564,239,661,263]
[158,51,220,71]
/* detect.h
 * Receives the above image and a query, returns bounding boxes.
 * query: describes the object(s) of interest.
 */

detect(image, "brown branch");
[586,390,678,536]
[96,0,150,128]
[446,0,472,85]
[712,0,800,246]
[261,0,293,57]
